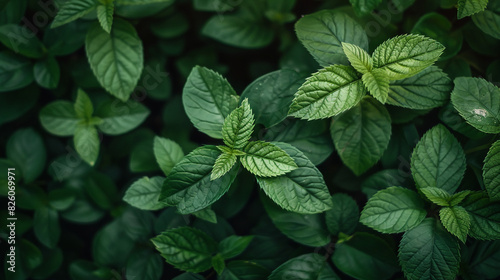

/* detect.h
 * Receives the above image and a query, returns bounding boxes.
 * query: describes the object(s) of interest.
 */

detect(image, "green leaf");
[240,141,297,177]
[160,146,238,214]
[7,128,46,183]
[85,19,143,101]
[411,124,466,193]
[361,169,411,199]
[192,207,218,224]
[51,0,98,28]
[332,232,399,280]
[451,77,500,134]
[74,124,100,166]
[40,101,80,136]
[472,2,500,39]
[331,97,391,175]
[211,152,237,181]
[484,140,500,200]
[0,24,45,59]
[130,138,159,173]
[256,142,332,214]
[85,171,118,210]
[373,34,444,80]
[387,65,452,110]
[183,66,239,139]
[241,69,305,128]
[219,235,254,259]
[97,0,114,33]
[150,13,189,39]
[220,261,270,280]
[362,68,390,103]
[212,254,226,275]
[295,10,368,67]
[95,98,150,135]
[222,98,255,150]
[152,227,218,273]
[34,207,60,248]
[269,253,340,280]
[360,187,426,233]
[420,187,452,206]
[325,193,359,236]
[458,0,488,18]
[0,51,33,92]
[74,89,94,120]
[123,176,165,210]
[202,15,274,49]
[449,190,471,206]
[48,188,76,211]
[399,218,461,280]
[288,65,366,120]
[342,42,372,74]
[350,0,383,15]
[33,56,60,89]
[125,248,163,280]
[461,192,500,240]
[116,0,175,5]
[440,206,471,243]
[153,136,184,176]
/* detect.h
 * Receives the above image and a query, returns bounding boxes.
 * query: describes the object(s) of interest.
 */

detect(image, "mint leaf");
[362,68,390,103]
[6,128,46,184]
[387,66,452,110]
[152,227,218,273]
[51,0,98,28]
[342,42,372,74]
[331,97,391,175]
[295,10,368,67]
[373,34,444,80]
[96,0,114,33]
[219,235,254,259]
[0,51,33,92]
[85,19,143,101]
[125,249,163,280]
[222,98,255,150]
[360,187,426,233]
[325,193,359,236]
[350,0,383,15]
[451,77,500,134]
[458,0,488,19]
[0,25,45,58]
[220,261,269,280]
[116,0,175,5]
[411,124,466,193]
[212,254,225,275]
[440,206,471,243]
[74,89,93,120]
[420,187,452,206]
[192,207,217,224]
[96,99,149,135]
[269,253,340,280]
[484,140,500,200]
[399,218,461,280]
[240,141,297,177]
[34,207,60,249]
[160,146,238,214]
[183,66,239,139]
[211,152,237,181]
[472,2,500,39]
[40,101,79,136]
[153,136,184,176]
[449,190,471,206]
[256,142,333,214]
[33,56,60,89]
[74,124,99,166]
[289,65,366,120]
[123,176,165,210]
[461,192,500,240]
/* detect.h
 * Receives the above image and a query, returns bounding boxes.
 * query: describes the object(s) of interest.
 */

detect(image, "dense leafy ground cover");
[1,0,500,279]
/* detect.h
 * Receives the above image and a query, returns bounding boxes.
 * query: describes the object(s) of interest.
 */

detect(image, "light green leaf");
[440,206,471,243]
[295,10,368,67]
[411,124,466,193]
[85,19,143,101]
[96,0,114,33]
[240,141,297,177]
[6,128,46,183]
[342,42,372,74]
[325,193,359,236]
[362,68,390,104]
[451,77,500,134]
[458,0,488,19]
[123,176,165,210]
[449,190,471,206]
[360,187,426,233]
[34,207,60,249]
[74,124,100,166]
[51,0,98,28]
[350,0,383,15]
[153,136,184,176]
[288,65,366,120]
[484,140,500,200]
[331,97,391,176]
[420,187,452,206]
[74,89,94,120]
[96,98,150,135]
[461,192,500,240]
[211,152,237,181]
[222,98,255,150]
[160,146,238,214]
[472,2,500,39]
[372,34,444,80]
[219,235,254,259]
[152,227,218,273]
[387,66,452,109]
[192,207,217,224]
[269,253,340,280]
[212,254,225,275]
[256,142,332,214]
[0,51,33,92]
[399,218,461,280]
[183,66,239,139]
[33,56,60,89]
[0,24,45,59]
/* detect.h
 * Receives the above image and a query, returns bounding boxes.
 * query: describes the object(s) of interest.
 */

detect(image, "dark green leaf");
[34,207,60,248]
[7,128,46,183]
[269,253,340,280]
[33,56,60,89]
[126,248,163,280]
[461,192,500,240]
[350,0,383,15]
[472,2,500,39]
[219,235,254,259]
[0,24,45,58]
[0,51,33,92]
[220,261,270,280]
[325,193,359,236]
[483,140,500,200]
